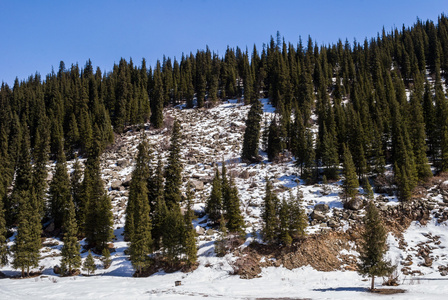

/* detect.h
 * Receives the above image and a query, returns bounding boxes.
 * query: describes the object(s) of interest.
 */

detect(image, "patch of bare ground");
[232,231,358,279]
[133,257,199,277]
[370,288,406,294]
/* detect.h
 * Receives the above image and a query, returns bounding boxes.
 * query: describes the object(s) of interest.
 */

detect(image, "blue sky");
[0,0,446,85]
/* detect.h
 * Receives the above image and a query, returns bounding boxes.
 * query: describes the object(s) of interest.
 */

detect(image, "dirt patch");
[232,231,357,278]
[370,288,406,294]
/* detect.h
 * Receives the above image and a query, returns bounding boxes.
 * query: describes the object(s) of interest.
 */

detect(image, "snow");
[2,99,448,299]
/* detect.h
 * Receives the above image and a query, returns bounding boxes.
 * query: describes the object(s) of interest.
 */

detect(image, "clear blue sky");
[0,0,446,85]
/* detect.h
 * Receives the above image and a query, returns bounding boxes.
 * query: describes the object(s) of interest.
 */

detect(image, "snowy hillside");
[1,99,448,299]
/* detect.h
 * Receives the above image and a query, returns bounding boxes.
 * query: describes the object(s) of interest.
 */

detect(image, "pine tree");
[358,201,394,291]
[70,157,84,227]
[267,116,284,161]
[82,251,96,276]
[242,99,263,162]
[125,139,152,240]
[183,182,197,266]
[262,177,279,243]
[129,181,153,275]
[149,155,166,250]
[164,120,183,208]
[206,168,222,224]
[162,205,184,266]
[49,142,71,230]
[83,130,113,251]
[7,125,32,226]
[0,194,8,267]
[60,198,81,275]
[150,61,164,128]
[302,130,317,184]
[288,190,308,238]
[101,248,112,269]
[32,120,50,217]
[12,191,41,277]
[225,177,245,234]
[342,144,359,204]
[278,196,292,246]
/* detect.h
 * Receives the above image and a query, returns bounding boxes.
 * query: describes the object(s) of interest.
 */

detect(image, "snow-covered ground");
[1,99,448,299]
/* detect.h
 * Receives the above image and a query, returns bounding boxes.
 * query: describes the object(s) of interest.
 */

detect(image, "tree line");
[1,14,448,276]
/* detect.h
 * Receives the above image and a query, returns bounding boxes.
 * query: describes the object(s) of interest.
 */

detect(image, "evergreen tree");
[358,201,394,291]
[101,248,112,269]
[150,155,166,250]
[70,157,84,227]
[183,182,197,266]
[7,126,32,226]
[82,251,96,275]
[150,61,164,128]
[302,130,317,184]
[60,198,81,275]
[32,120,50,217]
[288,190,308,238]
[125,139,152,240]
[48,143,71,230]
[129,181,153,275]
[162,205,184,266]
[262,177,279,243]
[242,99,263,162]
[83,130,113,251]
[206,168,222,224]
[164,120,183,208]
[0,194,8,267]
[409,82,432,181]
[12,191,41,277]
[342,144,359,204]
[278,196,292,246]
[320,124,339,180]
[267,116,284,161]
[225,177,245,234]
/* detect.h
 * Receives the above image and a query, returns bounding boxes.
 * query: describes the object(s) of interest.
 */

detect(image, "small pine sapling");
[82,251,96,276]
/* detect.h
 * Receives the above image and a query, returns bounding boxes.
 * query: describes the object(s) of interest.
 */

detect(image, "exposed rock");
[53,265,61,275]
[111,180,122,190]
[311,210,327,222]
[344,198,363,210]
[122,174,132,187]
[117,159,130,168]
[314,204,329,212]
[190,180,204,191]
[196,226,205,235]
[44,222,55,233]
[206,229,215,236]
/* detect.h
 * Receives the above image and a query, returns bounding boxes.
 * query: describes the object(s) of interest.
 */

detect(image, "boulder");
[190,180,204,191]
[196,226,205,235]
[111,180,122,190]
[53,265,61,275]
[44,222,55,233]
[344,198,363,210]
[311,210,327,222]
[117,159,130,168]
[314,204,329,212]
[122,174,132,187]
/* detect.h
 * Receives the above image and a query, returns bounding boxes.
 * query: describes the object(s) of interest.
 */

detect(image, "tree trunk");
[371,275,375,291]
[21,267,24,278]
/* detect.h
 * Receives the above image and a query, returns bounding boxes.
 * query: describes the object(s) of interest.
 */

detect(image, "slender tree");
[242,99,263,162]
[358,201,394,291]
[82,250,96,275]
[164,120,183,208]
[206,168,222,224]
[60,198,81,275]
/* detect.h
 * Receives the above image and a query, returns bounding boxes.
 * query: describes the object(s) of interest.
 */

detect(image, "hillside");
[0,99,447,299]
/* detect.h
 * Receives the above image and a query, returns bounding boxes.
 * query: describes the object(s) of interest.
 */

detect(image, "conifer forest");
[1,13,448,298]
